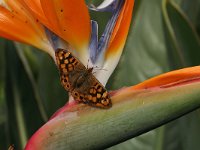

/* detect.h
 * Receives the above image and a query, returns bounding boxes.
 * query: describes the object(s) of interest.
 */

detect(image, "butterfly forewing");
[55,48,112,108]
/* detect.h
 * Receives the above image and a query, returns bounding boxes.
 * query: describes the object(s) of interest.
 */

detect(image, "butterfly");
[55,48,112,108]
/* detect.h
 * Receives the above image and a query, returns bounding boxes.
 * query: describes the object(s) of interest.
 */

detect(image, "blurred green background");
[1,0,200,149]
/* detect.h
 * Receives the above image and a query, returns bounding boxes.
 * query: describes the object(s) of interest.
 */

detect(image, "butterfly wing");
[55,48,86,92]
[56,48,112,108]
[71,71,112,108]
[86,75,112,108]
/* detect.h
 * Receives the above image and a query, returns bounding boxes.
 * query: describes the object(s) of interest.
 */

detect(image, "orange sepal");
[0,5,47,50]
[39,0,91,52]
[5,0,47,39]
[106,0,135,58]
[23,0,50,27]
[132,66,200,90]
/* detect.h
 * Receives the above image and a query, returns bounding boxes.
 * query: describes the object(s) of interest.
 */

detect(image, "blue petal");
[89,20,98,63]
[89,0,124,63]
[45,28,60,51]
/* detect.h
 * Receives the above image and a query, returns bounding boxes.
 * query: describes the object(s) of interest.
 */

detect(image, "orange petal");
[5,0,45,38]
[132,66,200,90]
[0,4,53,57]
[97,0,135,85]
[106,0,135,58]
[39,0,91,52]
[23,0,50,26]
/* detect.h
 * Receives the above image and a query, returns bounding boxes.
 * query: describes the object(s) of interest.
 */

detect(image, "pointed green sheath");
[25,66,200,150]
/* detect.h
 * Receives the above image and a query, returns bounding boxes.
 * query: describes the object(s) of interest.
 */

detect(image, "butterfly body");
[55,48,112,108]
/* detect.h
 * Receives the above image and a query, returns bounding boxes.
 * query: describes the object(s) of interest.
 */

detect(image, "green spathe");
[25,79,200,149]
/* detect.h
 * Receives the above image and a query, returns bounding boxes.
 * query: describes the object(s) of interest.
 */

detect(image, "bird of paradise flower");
[0,0,200,149]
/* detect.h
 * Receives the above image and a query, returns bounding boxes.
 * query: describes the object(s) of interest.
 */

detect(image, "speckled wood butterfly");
[55,48,112,108]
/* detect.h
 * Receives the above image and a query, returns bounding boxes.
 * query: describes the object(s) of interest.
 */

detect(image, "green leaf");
[15,43,48,122]
[166,0,200,66]
[37,53,67,117]
[108,0,170,89]
[176,0,200,34]
[108,0,200,149]
[0,38,7,150]
[4,42,45,149]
